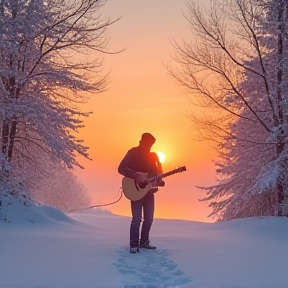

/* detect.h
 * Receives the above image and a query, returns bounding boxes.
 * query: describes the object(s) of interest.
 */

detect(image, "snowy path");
[114,248,192,288]
[2,205,288,288]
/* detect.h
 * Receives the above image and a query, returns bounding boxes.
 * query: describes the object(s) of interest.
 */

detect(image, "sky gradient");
[75,0,216,222]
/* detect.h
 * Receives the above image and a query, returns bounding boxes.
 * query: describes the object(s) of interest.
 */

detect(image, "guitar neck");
[148,168,182,182]
[161,169,179,179]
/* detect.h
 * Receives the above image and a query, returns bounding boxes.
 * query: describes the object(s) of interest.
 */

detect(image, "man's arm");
[118,149,147,183]
[153,153,165,187]
[118,150,137,178]
[156,156,163,174]
[149,152,163,174]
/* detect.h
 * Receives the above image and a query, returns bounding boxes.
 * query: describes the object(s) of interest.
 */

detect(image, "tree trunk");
[1,75,19,172]
[8,119,17,161]
[1,120,10,172]
[276,0,288,216]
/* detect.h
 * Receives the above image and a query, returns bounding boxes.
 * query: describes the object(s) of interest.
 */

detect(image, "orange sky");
[74,0,217,222]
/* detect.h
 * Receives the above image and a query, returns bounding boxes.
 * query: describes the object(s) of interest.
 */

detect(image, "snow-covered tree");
[169,0,288,220]
[0,0,117,202]
[0,0,117,171]
[9,138,91,212]
[29,162,91,213]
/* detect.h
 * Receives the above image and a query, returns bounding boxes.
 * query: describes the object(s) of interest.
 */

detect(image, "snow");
[1,198,288,288]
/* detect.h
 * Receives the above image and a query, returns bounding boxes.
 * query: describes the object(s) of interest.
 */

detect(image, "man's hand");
[157,180,165,187]
[133,173,147,184]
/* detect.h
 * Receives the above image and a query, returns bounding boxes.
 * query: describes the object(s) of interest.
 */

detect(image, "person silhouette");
[118,133,163,253]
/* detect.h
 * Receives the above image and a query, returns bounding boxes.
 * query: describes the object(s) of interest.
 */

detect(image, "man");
[118,133,164,253]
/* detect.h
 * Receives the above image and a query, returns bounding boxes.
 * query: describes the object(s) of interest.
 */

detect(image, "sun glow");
[156,151,165,163]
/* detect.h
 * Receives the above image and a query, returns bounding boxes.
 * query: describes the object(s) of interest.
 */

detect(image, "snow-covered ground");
[1,197,288,288]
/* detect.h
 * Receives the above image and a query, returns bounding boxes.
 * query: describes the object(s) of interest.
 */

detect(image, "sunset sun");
[156,151,165,163]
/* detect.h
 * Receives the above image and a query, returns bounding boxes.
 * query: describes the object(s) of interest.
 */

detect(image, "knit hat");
[140,133,156,144]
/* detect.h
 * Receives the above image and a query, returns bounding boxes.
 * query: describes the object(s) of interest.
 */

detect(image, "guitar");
[122,166,186,201]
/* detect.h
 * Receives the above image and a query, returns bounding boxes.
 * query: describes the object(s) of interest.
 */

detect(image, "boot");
[130,246,140,253]
[130,239,140,253]
[140,239,156,249]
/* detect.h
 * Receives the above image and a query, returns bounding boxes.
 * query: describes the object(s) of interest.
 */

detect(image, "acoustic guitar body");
[121,166,186,201]
[122,173,156,201]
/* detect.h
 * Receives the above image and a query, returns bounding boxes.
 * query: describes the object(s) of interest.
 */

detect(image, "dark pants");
[130,192,154,247]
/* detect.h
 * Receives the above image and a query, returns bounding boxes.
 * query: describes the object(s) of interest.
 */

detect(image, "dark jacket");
[118,146,162,178]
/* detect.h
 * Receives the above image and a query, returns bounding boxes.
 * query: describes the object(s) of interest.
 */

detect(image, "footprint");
[114,248,192,288]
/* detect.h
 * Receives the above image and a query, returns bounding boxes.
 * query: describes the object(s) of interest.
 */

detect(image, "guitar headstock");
[176,166,186,173]
[161,165,187,179]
